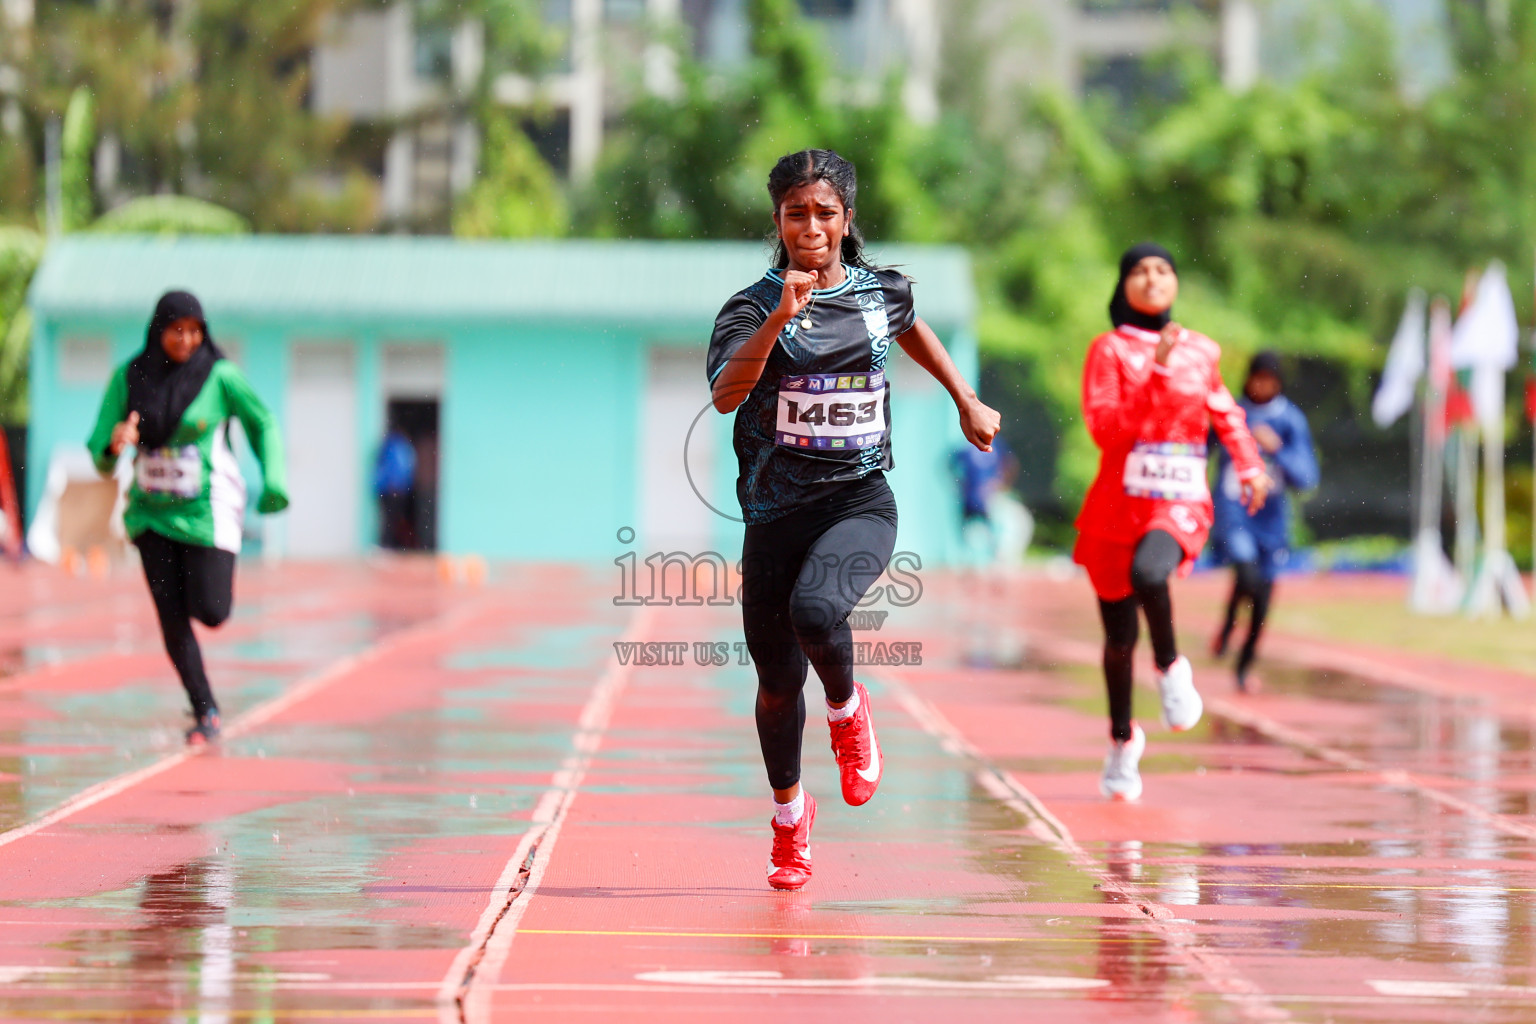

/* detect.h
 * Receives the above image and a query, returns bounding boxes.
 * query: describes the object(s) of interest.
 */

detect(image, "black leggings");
[1219,560,1273,681]
[741,475,898,791]
[1097,529,1182,742]
[135,530,236,718]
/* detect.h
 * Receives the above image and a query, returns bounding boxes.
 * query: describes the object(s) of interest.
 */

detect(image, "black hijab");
[1108,242,1178,332]
[1248,350,1284,387]
[126,291,225,450]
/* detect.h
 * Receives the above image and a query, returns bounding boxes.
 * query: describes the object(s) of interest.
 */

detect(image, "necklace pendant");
[800,317,813,330]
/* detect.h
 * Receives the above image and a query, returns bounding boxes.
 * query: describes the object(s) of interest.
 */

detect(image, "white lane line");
[439,607,652,1024]
[882,673,1293,1024]
[1028,634,1536,846]
[633,970,1108,991]
[0,599,490,852]
[1367,979,1536,999]
[480,984,1536,1004]
[1202,695,1536,843]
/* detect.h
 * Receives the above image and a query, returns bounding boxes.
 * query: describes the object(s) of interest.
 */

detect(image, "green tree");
[577,0,938,247]
[30,0,376,231]
[60,86,95,232]
[92,195,252,236]
[0,132,36,228]
[452,115,568,238]
[0,227,43,425]
[0,86,248,427]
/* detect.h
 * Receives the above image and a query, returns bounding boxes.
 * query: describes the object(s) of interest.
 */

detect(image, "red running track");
[1,562,1534,1022]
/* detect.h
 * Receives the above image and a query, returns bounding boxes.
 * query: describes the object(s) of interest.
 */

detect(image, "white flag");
[1450,262,1519,430]
[1372,289,1426,428]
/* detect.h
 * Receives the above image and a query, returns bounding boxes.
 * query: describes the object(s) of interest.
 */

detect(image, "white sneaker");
[1100,724,1146,801]
[1157,655,1203,732]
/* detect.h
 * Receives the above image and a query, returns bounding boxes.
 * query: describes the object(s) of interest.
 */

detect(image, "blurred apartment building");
[317,0,1453,231]
[0,0,31,139]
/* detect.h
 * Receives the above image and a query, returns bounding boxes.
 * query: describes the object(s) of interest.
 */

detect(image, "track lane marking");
[439,607,652,1024]
[1027,633,1536,845]
[0,598,490,852]
[516,928,1136,942]
[883,672,1293,1024]
[1202,692,1536,842]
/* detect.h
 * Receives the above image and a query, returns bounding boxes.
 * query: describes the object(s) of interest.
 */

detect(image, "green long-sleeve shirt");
[88,359,288,552]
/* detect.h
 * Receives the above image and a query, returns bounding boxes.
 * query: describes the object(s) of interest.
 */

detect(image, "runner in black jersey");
[709,149,1000,890]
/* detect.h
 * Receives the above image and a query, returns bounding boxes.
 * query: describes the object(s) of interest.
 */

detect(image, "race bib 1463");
[776,372,887,452]
[1123,441,1208,501]
[137,445,203,498]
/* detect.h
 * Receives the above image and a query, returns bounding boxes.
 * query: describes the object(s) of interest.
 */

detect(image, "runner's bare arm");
[109,413,141,459]
[895,317,1000,452]
[712,271,816,414]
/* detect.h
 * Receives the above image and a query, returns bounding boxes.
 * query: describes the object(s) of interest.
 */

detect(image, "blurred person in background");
[1074,244,1270,801]
[951,434,1017,569]
[375,421,418,550]
[1210,351,1318,693]
[88,291,288,745]
[952,434,1031,670]
[709,149,999,890]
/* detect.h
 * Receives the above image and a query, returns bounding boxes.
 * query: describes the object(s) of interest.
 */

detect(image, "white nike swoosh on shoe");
[856,717,881,782]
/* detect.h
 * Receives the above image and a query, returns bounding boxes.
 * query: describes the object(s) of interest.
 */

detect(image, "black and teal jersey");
[707,265,916,524]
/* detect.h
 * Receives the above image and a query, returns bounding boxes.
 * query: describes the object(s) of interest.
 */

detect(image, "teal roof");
[29,236,975,329]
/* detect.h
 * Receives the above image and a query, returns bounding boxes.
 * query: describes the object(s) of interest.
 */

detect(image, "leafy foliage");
[452,114,568,238]
[25,0,377,231]
[0,227,43,425]
[92,195,252,236]
[60,87,95,232]
[574,0,937,248]
[0,88,249,426]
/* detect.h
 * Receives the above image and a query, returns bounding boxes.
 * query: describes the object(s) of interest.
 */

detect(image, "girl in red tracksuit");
[1074,243,1270,801]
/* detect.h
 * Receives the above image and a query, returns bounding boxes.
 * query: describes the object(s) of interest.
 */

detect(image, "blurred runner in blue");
[375,424,417,550]
[951,435,1015,568]
[1210,351,1318,691]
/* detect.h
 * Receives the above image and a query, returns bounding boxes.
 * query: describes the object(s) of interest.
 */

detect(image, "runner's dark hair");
[767,149,879,271]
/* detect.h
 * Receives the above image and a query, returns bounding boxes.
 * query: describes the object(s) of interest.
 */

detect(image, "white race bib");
[137,445,203,498]
[776,372,887,452]
[1123,442,1208,501]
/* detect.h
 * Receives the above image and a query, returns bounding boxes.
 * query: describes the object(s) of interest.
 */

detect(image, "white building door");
[640,346,713,553]
[286,343,359,557]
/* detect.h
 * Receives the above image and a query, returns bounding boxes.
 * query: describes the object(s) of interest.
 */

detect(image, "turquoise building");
[26,237,977,564]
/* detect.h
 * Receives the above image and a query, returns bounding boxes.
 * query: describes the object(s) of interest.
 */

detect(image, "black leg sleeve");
[135,531,218,718]
[1130,529,1183,671]
[742,526,814,792]
[739,477,899,792]
[184,545,237,628]
[1236,577,1274,682]
[1217,575,1242,656]
[1098,596,1139,742]
[788,512,898,706]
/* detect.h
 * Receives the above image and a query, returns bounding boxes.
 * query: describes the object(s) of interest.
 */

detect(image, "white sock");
[827,687,861,723]
[774,792,805,827]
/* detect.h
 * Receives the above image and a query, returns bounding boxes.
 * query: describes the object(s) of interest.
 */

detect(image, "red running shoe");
[767,792,816,890]
[829,682,882,806]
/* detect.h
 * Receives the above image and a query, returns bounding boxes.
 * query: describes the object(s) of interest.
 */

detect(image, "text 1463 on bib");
[776,372,887,451]
[1123,442,1209,501]
[137,445,203,498]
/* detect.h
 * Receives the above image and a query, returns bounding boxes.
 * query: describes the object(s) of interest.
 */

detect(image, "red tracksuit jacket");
[1075,324,1264,556]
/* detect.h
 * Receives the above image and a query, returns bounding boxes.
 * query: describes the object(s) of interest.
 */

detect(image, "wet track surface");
[1,562,1534,1021]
